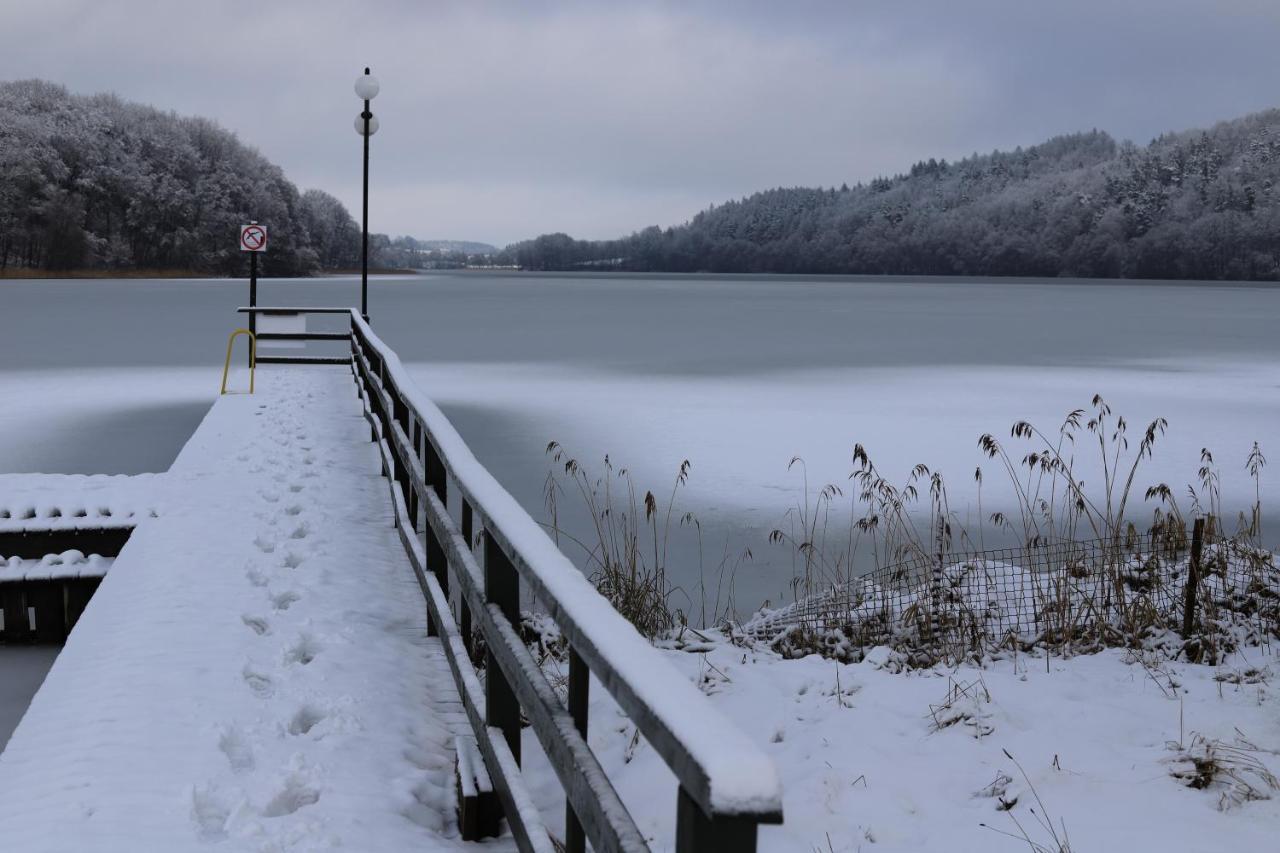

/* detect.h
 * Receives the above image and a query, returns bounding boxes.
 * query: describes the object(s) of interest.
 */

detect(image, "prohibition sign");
[240,224,268,252]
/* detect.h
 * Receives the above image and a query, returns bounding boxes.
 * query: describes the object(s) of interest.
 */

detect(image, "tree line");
[498,110,1280,281]
[0,79,367,276]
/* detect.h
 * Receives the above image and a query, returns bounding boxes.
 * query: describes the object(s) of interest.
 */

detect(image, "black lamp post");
[355,67,380,320]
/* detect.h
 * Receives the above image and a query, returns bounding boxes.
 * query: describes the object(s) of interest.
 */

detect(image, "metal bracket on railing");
[220,328,256,395]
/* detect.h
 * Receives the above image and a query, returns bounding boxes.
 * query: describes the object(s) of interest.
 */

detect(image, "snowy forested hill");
[0,79,361,276]
[502,111,1280,280]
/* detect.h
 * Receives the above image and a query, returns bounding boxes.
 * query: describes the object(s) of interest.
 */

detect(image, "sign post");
[240,223,268,365]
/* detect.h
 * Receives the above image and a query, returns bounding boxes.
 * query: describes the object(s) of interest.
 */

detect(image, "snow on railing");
[347,311,783,853]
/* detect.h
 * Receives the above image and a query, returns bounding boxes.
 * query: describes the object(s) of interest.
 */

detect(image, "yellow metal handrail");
[220,329,256,395]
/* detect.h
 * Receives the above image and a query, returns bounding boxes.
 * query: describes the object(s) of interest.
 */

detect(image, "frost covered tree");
[0,79,357,276]
[499,113,1280,281]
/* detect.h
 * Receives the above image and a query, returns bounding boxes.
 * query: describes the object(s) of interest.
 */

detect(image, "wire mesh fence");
[742,525,1280,661]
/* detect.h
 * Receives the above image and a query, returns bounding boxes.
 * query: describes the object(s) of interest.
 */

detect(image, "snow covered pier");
[0,310,783,852]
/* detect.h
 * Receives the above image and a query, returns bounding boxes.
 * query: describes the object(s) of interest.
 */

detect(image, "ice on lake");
[2,273,1277,612]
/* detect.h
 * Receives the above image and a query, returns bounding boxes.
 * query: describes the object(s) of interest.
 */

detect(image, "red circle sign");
[240,224,267,252]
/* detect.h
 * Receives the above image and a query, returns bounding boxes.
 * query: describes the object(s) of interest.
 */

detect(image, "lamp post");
[354,67,380,320]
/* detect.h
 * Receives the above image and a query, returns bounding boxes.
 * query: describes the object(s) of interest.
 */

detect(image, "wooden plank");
[0,526,133,560]
[2,586,27,642]
[676,787,759,853]
[29,582,66,643]
[65,578,100,633]
[236,306,356,314]
[255,356,351,366]
[455,735,501,840]
[255,332,349,341]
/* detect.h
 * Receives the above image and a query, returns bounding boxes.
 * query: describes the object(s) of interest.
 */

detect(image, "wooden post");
[565,647,590,853]
[30,582,66,643]
[675,786,759,853]
[424,442,448,637]
[1182,517,1206,661]
[2,585,27,642]
[407,417,421,533]
[460,500,474,657]
[65,579,99,633]
[484,531,521,762]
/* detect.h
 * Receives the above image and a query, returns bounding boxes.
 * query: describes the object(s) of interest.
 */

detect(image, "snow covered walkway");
[0,367,485,851]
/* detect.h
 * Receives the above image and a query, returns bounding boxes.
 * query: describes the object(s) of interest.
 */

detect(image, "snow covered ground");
[521,636,1280,852]
[0,368,497,851]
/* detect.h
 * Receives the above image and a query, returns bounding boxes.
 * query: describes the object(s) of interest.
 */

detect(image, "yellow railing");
[220,329,256,395]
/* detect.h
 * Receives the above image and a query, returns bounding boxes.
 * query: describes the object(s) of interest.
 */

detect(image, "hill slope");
[500,111,1280,280]
[0,79,359,276]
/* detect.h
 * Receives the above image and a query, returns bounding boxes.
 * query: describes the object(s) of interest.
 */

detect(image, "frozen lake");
[1,272,1277,614]
[0,647,61,750]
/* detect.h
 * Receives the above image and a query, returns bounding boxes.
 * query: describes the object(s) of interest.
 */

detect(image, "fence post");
[484,530,521,762]
[460,500,474,656]
[424,442,449,638]
[675,787,759,853]
[565,647,589,853]
[407,417,421,533]
[1181,517,1206,661]
[929,549,944,652]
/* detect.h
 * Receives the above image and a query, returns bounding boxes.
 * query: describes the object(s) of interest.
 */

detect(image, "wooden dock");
[0,310,783,852]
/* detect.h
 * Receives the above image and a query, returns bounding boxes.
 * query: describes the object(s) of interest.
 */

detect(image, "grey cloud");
[2,0,1278,245]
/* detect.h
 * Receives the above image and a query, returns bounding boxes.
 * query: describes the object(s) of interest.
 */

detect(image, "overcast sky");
[3,1,1280,246]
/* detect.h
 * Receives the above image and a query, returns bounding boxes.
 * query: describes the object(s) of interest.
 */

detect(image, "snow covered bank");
[522,635,1280,851]
[406,358,1280,613]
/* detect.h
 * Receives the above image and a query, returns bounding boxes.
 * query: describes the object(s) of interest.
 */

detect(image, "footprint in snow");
[281,552,305,569]
[289,524,309,540]
[241,614,271,636]
[217,726,255,773]
[242,667,274,698]
[261,776,320,818]
[191,786,231,840]
[284,504,303,516]
[288,484,304,493]
[271,590,300,611]
[287,705,326,736]
[254,535,276,554]
[285,634,320,666]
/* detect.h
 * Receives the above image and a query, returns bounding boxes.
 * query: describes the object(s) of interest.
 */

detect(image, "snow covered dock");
[0,367,482,849]
[0,323,784,852]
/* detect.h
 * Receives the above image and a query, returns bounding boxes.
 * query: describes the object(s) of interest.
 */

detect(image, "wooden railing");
[342,311,784,852]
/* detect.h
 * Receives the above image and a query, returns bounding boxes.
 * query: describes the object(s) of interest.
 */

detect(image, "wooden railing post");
[424,442,449,638]
[407,417,421,533]
[676,787,760,853]
[460,500,475,656]
[388,381,409,502]
[484,531,521,762]
[351,311,785,849]
[565,647,589,853]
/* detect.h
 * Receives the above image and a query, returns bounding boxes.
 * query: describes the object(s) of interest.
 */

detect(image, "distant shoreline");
[0,267,423,281]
